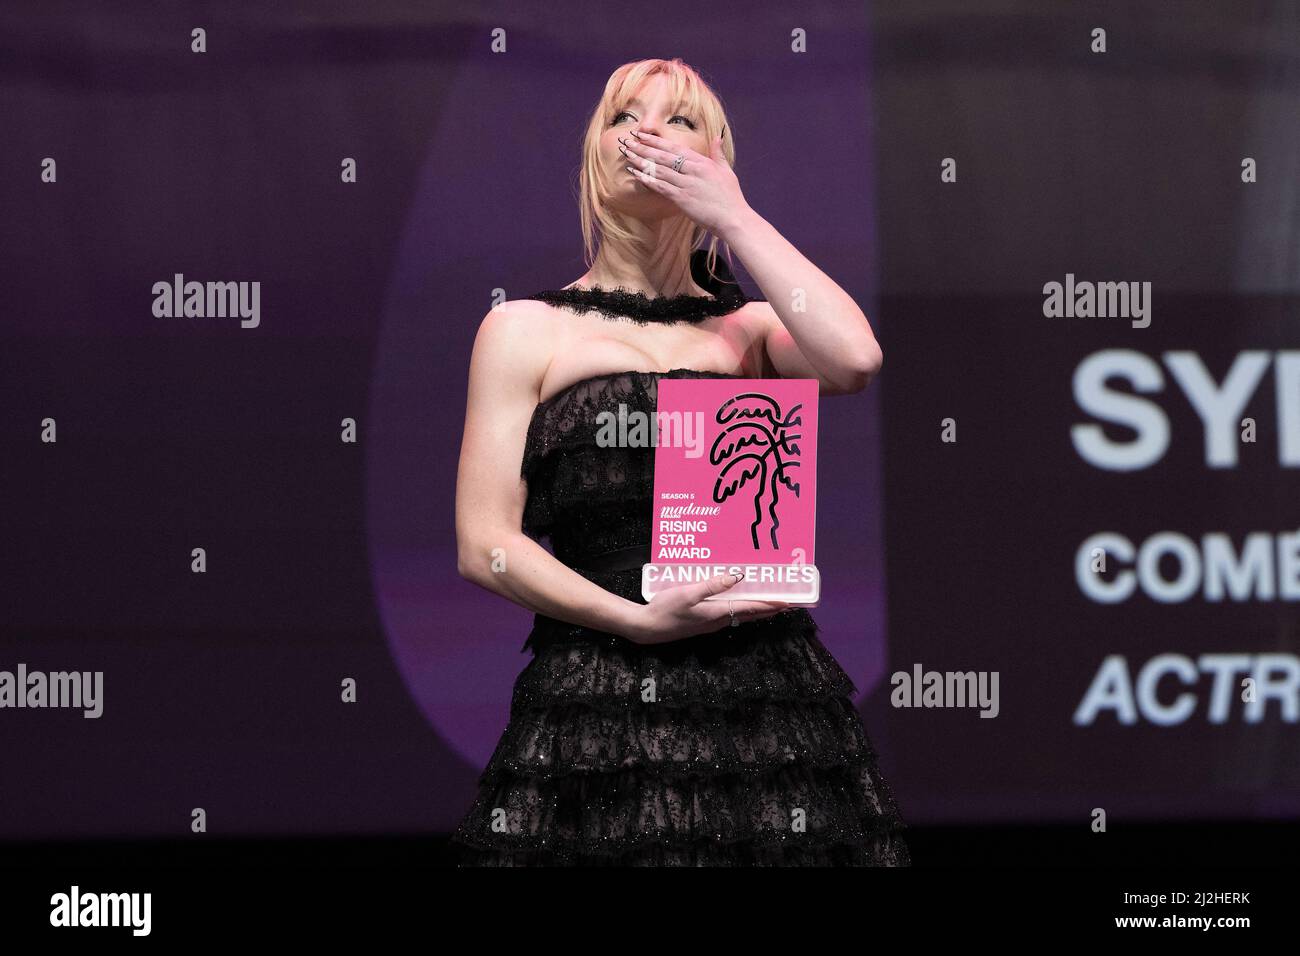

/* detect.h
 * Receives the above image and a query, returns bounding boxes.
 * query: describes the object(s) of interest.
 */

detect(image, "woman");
[450,57,910,865]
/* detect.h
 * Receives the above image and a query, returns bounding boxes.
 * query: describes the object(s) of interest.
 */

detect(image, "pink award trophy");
[642,378,820,605]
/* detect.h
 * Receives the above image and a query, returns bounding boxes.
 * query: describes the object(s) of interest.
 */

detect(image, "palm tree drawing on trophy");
[709,391,804,550]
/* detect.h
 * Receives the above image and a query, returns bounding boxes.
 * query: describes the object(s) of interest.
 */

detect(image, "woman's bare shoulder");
[467,297,566,401]
[474,295,565,336]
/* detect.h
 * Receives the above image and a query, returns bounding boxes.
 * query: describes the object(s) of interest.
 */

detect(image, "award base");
[642,563,820,605]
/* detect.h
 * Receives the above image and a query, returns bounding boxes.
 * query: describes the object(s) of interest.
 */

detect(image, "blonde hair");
[578,58,735,288]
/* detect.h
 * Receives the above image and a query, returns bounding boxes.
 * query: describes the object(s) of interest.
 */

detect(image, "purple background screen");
[1,1,1296,839]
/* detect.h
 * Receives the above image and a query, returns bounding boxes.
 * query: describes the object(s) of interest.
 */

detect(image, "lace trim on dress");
[525,284,755,325]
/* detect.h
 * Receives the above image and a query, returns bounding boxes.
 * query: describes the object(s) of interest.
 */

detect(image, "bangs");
[605,60,704,124]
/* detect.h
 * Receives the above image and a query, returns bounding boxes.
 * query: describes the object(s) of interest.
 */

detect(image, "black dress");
[449,282,911,866]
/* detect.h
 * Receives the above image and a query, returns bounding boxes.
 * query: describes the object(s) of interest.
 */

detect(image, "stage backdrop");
[872,0,1300,822]
[1,0,1296,841]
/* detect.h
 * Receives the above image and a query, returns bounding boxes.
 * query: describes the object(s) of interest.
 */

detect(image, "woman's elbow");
[457,551,498,589]
[840,342,883,393]
[456,532,490,585]
[456,548,480,583]
[862,342,883,385]
[457,529,517,586]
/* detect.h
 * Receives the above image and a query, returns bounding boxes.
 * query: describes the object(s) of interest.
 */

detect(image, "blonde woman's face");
[601,73,709,216]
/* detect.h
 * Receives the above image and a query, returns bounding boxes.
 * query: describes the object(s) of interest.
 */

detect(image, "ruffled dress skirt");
[449,567,912,867]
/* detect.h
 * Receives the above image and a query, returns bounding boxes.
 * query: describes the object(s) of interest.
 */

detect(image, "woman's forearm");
[719,207,881,377]
[458,531,645,639]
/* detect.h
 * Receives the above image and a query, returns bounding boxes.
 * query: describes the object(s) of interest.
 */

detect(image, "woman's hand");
[618,130,752,239]
[626,571,791,645]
